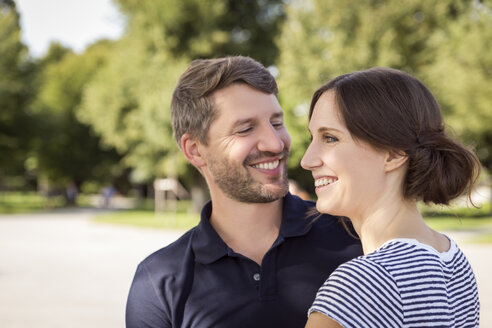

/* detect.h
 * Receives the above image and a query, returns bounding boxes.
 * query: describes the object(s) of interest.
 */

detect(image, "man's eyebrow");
[271,112,284,120]
[231,118,255,129]
[231,112,284,128]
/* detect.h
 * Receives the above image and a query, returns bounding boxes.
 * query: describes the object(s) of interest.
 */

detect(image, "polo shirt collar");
[192,193,316,264]
[279,192,316,238]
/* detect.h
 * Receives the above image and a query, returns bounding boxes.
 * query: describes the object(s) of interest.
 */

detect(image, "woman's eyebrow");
[316,126,343,134]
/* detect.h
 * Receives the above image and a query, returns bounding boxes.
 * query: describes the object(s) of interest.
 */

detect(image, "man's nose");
[257,125,285,153]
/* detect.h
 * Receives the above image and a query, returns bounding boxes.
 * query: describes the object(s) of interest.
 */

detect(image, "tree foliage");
[78,36,189,183]
[115,0,285,66]
[277,0,492,179]
[422,3,492,172]
[0,0,35,180]
[32,41,123,187]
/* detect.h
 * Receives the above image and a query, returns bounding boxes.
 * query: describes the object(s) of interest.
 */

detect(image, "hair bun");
[415,129,445,149]
[405,134,479,205]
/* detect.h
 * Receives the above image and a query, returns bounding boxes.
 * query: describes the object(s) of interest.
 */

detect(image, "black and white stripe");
[309,239,479,327]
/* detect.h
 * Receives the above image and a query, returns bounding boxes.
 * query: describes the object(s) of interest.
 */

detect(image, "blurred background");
[2,0,492,210]
[1,0,491,327]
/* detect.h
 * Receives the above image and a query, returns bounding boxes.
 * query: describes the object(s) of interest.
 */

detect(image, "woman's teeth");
[253,160,279,170]
[315,177,337,187]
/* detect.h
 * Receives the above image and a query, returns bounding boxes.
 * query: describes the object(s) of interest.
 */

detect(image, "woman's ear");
[384,150,408,172]
[181,134,207,168]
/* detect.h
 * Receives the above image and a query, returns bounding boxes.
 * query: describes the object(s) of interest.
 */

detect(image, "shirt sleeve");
[126,263,172,328]
[308,259,403,328]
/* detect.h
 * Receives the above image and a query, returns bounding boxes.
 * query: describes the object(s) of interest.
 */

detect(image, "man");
[126,56,362,328]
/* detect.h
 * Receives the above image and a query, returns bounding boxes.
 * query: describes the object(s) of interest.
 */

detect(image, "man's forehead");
[212,85,280,111]
[212,83,276,101]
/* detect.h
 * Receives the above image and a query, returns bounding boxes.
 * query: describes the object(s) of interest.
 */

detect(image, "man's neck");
[209,193,284,266]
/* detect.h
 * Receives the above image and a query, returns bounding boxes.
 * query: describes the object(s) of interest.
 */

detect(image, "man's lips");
[250,159,280,170]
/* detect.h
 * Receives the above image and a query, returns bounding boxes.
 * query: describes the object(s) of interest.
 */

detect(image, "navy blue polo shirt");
[126,193,362,328]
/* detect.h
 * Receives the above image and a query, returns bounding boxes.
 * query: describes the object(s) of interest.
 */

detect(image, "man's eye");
[272,121,284,128]
[237,127,253,134]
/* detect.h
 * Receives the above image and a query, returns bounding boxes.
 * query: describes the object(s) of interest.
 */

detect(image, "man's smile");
[251,159,280,170]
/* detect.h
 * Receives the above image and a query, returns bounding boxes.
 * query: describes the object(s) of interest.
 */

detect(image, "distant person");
[125,56,362,328]
[65,182,78,205]
[102,186,116,208]
[302,67,480,327]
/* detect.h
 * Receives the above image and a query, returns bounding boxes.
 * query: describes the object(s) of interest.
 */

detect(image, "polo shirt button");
[253,273,261,281]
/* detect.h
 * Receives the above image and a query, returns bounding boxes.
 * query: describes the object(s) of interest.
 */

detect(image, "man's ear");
[384,150,408,173]
[181,133,207,168]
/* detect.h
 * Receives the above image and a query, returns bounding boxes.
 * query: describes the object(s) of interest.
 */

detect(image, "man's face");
[201,83,291,203]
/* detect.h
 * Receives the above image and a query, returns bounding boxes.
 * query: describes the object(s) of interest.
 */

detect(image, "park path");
[0,209,490,327]
[0,209,183,328]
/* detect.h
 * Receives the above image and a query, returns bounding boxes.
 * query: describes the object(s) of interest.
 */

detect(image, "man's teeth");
[252,160,280,170]
[315,177,337,187]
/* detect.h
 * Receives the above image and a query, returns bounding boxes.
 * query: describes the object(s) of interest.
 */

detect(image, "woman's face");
[301,90,389,219]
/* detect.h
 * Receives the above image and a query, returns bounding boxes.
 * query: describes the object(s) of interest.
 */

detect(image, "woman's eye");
[323,135,338,143]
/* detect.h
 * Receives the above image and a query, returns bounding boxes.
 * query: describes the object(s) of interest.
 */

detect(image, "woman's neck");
[351,195,450,255]
[356,200,424,254]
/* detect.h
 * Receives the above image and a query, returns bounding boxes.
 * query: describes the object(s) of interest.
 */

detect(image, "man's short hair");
[171,56,278,148]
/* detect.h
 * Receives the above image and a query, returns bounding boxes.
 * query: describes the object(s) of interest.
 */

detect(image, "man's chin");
[225,184,288,204]
[259,184,289,200]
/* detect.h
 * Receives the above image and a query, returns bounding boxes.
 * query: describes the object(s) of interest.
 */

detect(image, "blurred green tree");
[0,0,35,187]
[115,0,285,66]
[423,3,492,181]
[32,41,124,194]
[78,37,189,188]
[276,0,492,193]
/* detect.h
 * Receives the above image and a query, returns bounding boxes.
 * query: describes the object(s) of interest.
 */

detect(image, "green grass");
[422,202,492,231]
[0,192,65,213]
[468,233,492,244]
[424,217,492,231]
[421,202,491,219]
[0,192,96,214]
[93,210,200,230]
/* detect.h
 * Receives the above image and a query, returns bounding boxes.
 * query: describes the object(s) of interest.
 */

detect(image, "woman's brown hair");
[310,67,481,205]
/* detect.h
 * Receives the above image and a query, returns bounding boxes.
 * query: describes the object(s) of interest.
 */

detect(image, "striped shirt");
[309,238,480,327]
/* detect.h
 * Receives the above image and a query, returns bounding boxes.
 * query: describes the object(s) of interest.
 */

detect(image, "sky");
[15,0,124,58]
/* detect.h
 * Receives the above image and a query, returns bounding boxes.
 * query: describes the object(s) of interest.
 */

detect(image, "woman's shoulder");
[311,252,404,327]
[326,240,425,286]
[324,253,399,292]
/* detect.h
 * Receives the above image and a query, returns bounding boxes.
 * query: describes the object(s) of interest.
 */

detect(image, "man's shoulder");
[283,194,359,247]
[290,195,345,227]
[139,227,197,274]
[285,194,336,219]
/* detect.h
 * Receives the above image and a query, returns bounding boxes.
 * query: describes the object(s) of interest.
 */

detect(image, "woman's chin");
[316,201,340,216]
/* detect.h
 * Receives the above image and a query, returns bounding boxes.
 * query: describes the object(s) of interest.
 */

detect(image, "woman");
[301,67,480,328]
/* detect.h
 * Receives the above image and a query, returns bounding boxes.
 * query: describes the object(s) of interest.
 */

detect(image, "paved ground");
[0,209,490,327]
[0,209,183,328]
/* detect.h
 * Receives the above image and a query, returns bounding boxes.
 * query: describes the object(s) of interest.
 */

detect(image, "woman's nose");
[301,142,321,170]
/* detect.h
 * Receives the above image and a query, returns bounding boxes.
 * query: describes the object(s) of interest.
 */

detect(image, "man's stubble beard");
[207,150,290,203]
